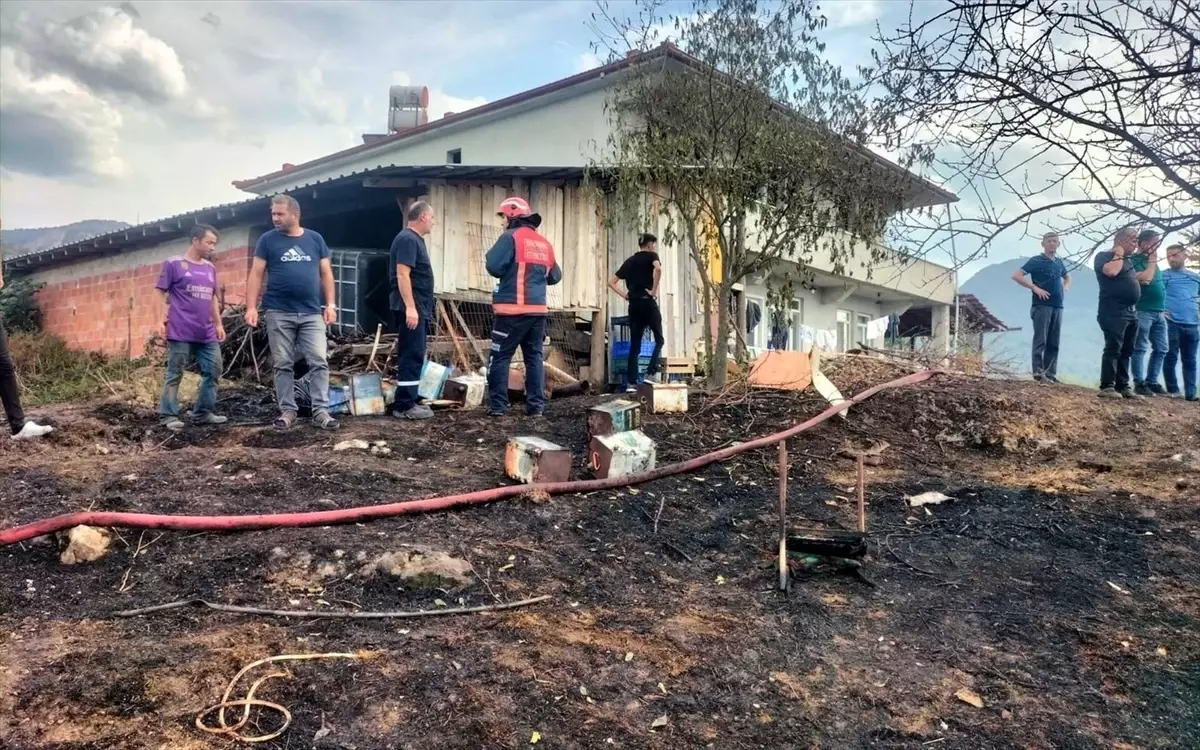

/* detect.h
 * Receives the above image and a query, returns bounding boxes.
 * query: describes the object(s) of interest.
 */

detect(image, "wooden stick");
[857,454,867,533]
[366,323,383,372]
[114,594,552,620]
[449,299,487,365]
[438,300,471,374]
[778,440,789,592]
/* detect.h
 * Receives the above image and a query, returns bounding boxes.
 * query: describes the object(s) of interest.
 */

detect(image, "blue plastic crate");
[612,338,657,360]
[611,356,653,374]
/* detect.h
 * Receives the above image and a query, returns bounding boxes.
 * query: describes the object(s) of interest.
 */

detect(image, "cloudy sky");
[0,0,1032,276]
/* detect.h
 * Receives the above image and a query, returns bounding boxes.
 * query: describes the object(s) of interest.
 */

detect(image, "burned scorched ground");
[1,360,1198,750]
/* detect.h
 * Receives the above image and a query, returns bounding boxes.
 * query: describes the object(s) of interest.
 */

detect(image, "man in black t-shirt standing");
[609,233,666,391]
[1093,226,1142,399]
[390,200,437,419]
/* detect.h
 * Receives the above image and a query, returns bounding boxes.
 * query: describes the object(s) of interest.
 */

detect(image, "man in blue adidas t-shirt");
[245,194,340,431]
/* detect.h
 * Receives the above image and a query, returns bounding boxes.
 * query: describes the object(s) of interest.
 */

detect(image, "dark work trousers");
[0,321,27,435]
[627,297,665,382]
[1097,306,1138,391]
[392,305,430,413]
[487,314,547,414]
[1030,305,1063,379]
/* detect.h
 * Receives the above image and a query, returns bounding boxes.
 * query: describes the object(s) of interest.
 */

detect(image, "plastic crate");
[612,338,657,361]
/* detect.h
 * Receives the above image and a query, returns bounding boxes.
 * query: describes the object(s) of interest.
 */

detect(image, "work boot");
[1097,388,1122,399]
[398,405,434,420]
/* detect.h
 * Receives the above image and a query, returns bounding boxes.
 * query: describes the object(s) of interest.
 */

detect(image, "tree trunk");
[735,291,748,359]
[708,285,732,388]
[701,278,714,377]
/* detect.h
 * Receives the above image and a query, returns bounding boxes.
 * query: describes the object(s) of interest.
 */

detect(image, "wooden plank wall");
[604,187,697,360]
[421,179,604,310]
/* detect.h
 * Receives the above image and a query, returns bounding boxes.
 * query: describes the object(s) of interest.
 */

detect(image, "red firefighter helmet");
[497,196,532,219]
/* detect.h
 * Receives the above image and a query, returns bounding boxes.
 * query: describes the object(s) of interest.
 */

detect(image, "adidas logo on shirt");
[281,247,312,262]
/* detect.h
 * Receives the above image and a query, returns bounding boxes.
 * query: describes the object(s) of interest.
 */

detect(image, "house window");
[836,309,853,352]
[446,148,462,164]
[855,313,871,348]
[788,299,804,350]
[746,296,766,350]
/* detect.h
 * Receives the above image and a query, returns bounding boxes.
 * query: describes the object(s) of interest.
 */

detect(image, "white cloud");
[821,0,883,30]
[8,5,189,103]
[575,52,602,73]
[0,46,125,179]
[0,0,516,229]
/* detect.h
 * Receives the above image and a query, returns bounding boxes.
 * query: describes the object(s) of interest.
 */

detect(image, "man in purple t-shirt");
[156,224,228,430]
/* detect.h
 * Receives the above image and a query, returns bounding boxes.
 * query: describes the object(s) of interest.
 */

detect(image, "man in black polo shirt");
[389,200,437,419]
[1093,227,1142,399]
[1012,231,1071,382]
[609,233,665,392]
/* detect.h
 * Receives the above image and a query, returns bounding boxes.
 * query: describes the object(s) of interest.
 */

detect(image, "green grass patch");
[8,333,149,406]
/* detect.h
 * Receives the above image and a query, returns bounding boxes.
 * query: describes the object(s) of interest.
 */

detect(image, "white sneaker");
[13,421,53,440]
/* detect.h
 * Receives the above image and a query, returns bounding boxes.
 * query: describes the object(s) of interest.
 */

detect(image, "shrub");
[0,275,45,333]
[7,333,145,406]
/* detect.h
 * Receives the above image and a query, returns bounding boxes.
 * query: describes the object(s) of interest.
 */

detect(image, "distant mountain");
[1,220,131,258]
[962,257,1104,385]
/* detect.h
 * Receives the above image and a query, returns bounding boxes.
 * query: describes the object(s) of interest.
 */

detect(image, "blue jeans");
[487,314,547,414]
[265,311,329,414]
[160,341,221,418]
[1164,321,1199,399]
[1131,310,1167,386]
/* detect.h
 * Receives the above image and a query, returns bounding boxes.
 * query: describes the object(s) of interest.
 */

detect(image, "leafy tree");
[866,0,1200,261]
[590,0,924,386]
[0,270,44,333]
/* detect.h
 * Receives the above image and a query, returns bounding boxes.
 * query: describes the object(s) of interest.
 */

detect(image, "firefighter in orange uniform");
[484,197,563,417]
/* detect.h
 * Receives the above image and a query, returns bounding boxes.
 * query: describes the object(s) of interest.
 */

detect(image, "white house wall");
[251,84,618,196]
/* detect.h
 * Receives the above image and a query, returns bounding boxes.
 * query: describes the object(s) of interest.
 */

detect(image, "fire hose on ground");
[0,370,938,546]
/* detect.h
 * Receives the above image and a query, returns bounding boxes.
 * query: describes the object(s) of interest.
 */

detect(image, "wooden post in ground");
[857,454,867,533]
[778,440,790,592]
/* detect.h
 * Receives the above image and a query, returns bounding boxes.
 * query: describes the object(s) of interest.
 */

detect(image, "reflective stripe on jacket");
[485,225,563,315]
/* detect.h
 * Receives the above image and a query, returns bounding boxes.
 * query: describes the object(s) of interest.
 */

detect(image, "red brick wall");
[35,246,252,357]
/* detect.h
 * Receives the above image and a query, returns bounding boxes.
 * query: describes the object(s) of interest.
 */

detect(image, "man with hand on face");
[1094,226,1142,399]
[155,224,227,431]
[389,200,437,420]
[244,194,340,431]
[1012,231,1071,382]
[1129,228,1169,396]
[1161,244,1200,401]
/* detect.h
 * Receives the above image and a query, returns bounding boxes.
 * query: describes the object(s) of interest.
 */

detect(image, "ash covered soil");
[1,360,1198,750]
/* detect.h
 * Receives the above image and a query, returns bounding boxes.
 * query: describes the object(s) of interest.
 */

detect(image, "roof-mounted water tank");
[387,85,430,133]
